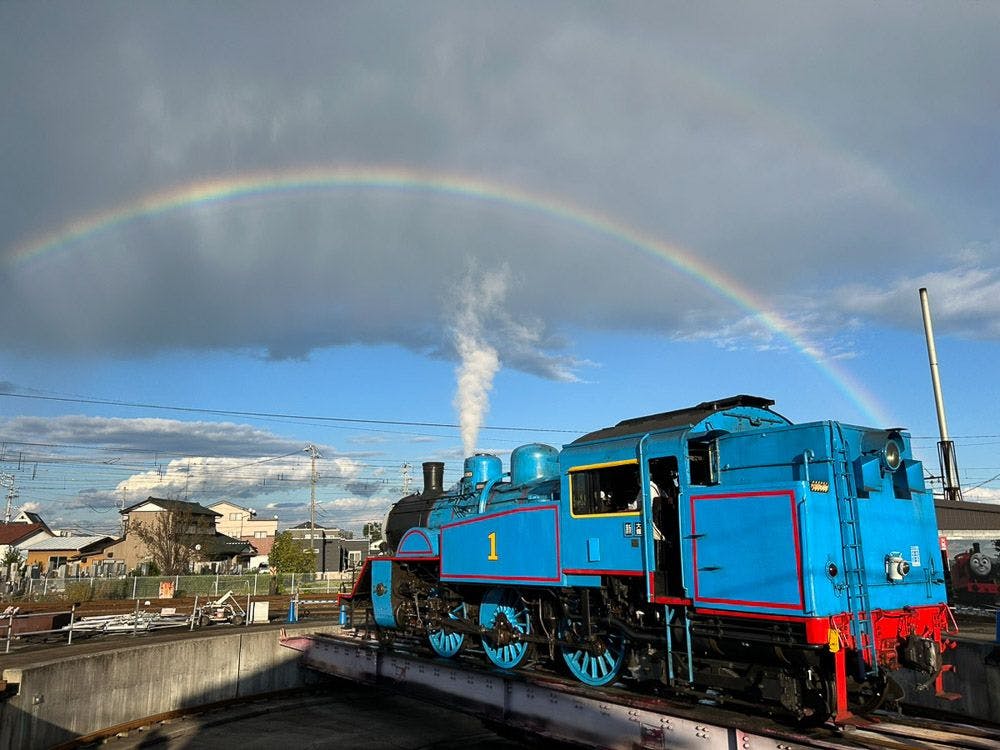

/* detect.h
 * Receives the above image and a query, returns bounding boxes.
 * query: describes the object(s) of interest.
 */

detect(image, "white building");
[208,501,278,570]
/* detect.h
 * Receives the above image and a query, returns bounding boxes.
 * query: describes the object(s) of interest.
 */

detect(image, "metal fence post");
[67,603,76,646]
[5,610,13,653]
[132,577,138,599]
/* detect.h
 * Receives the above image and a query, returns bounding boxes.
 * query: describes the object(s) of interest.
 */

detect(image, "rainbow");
[6,165,890,424]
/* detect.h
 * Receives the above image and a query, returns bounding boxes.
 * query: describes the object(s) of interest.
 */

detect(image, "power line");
[0,391,578,434]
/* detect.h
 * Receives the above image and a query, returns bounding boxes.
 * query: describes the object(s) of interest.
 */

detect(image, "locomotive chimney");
[919,287,963,502]
[422,462,444,496]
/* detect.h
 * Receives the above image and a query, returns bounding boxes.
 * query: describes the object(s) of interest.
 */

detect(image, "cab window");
[688,438,718,486]
[570,462,640,515]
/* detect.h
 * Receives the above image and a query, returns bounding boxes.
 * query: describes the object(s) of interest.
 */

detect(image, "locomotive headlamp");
[883,436,903,472]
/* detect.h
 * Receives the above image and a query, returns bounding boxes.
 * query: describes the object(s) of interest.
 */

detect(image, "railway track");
[834,716,1000,750]
[283,628,1000,750]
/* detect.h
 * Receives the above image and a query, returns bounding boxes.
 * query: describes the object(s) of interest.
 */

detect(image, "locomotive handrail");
[476,471,509,514]
[636,432,654,602]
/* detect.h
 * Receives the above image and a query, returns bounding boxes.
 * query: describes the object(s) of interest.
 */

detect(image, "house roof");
[935,498,1000,532]
[0,523,50,546]
[289,522,340,530]
[244,535,275,556]
[121,497,220,517]
[22,535,114,552]
[208,500,252,512]
[195,533,255,560]
[14,511,52,533]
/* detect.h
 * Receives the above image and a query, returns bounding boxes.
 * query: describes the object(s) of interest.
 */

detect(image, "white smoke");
[452,267,507,456]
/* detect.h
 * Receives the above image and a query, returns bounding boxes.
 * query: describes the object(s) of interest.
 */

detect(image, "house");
[21,535,118,576]
[320,537,370,573]
[245,534,274,570]
[208,501,279,571]
[106,497,253,574]
[286,523,367,575]
[208,501,278,540]
[12,510,54,535]
[0,523,53,570]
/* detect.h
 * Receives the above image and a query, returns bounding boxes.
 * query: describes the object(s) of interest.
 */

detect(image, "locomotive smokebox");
[384,461,446,552]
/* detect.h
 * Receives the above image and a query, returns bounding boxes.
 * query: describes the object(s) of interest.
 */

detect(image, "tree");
[269,531,316,575]
[130,509,201,576]
[2,547,23,569]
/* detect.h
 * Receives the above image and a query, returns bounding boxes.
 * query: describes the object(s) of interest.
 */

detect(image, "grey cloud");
[3,2,999,373]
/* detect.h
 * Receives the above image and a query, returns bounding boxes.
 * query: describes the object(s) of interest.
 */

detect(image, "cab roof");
[571,395,785,444]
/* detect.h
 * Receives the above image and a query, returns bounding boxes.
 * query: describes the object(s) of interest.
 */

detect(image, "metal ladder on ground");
[830,424,878,676]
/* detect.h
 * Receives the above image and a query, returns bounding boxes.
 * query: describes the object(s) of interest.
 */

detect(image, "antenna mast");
[919,287,963,502]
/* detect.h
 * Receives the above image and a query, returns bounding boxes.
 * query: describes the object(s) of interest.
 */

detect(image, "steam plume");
[452,267,507,456]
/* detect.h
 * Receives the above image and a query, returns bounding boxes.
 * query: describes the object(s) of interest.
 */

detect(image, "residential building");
[208,501,278,571]
[286,522,367,575]
[12,511,53,535]
[209,501,278,539]
[21,535,119,576]
[106,497,253,573]
[320,537,370,573]
[0,523,53,568]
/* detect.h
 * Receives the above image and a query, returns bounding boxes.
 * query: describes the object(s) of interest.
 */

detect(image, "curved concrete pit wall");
[0,625,330,750]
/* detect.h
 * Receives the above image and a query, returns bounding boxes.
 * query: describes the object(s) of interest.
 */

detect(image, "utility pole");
[1,474,16,524]
[401,463,412,496]
[305,444,321,571]
[120,485,128,536]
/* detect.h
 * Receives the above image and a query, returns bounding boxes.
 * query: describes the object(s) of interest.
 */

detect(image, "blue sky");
[1,2,998,535]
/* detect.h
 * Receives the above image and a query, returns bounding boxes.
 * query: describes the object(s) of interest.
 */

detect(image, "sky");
[1,2,998,537]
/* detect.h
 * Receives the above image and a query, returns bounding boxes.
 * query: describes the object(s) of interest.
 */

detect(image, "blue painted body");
[371,559,396,627]
[387,402,947,624]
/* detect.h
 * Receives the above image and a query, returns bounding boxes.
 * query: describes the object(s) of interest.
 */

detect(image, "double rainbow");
[6,165,889,424]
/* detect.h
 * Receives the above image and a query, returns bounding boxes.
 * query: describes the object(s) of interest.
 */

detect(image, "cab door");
[638,434,685,602]
[560,459,644,577]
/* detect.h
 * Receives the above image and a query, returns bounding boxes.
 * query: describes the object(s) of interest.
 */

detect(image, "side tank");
[385,445,561,549]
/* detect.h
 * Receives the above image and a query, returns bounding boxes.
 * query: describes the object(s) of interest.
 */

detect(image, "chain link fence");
[12,569,360,601]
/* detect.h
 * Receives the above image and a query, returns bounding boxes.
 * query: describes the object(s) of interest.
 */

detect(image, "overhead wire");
[0,391,580,434]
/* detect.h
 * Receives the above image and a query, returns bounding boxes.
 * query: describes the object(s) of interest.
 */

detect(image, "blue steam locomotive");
[346,396,953,722]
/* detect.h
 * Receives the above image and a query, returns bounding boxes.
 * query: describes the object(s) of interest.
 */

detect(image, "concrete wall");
[0,625,329,750]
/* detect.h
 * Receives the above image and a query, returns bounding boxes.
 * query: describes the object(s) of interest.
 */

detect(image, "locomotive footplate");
[280,630,881,750]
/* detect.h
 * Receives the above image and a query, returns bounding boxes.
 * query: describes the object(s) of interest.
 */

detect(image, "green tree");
[2,547,23,569]
[269,531,316,575]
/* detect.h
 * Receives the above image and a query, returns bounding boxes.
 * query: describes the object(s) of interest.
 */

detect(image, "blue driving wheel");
[428,601,466,658]
[559,622,626,687]
[479,588,533,669]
